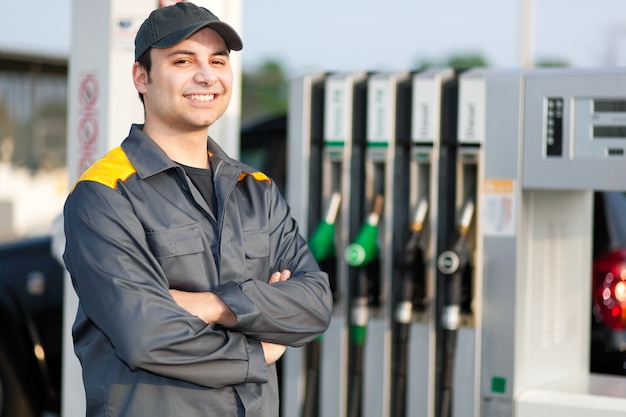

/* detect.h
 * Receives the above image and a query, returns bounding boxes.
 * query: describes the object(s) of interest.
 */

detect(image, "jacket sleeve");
[63,180,268,388]
[211,180,333,347]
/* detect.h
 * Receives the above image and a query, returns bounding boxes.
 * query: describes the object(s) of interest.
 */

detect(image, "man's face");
[135,27,233,133]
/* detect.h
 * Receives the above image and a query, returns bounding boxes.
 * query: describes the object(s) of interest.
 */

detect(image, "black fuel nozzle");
[437,199,474,331]
[395,198,429,317]
[437,199,474,275]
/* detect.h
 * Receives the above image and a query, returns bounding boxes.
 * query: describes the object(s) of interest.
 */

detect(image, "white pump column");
[61,1,241,416]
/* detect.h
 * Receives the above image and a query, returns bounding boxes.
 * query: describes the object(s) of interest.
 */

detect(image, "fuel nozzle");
[399,199,429,271]
[437,199,475,278]
[344,194,384,267]
[396,198,429,318]
[308,192,342,263]
[437,198,474,330]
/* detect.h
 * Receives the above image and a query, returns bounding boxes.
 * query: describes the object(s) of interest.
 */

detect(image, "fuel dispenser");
[434,69,486,417]
[285,72,369,417]
[460,68,626,417]
[283,72,325,417]
[395,68,457,417]
[342,71,415,417]
[288,66,626,417]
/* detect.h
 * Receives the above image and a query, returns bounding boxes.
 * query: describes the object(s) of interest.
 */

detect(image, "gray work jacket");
[63,124,332,417]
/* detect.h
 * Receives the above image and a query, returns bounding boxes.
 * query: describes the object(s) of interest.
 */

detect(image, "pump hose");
[345,195,384,417]
[302,334,322,417]
[439,268,463,417]
[391,201,428,417]
[391,252,425,417]
[347,272,370,417]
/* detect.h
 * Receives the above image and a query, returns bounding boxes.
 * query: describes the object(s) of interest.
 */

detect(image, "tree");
[241,59,288,123]
[415,53,489,71]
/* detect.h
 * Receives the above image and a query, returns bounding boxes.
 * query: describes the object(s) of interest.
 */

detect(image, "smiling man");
[62,3,333,417]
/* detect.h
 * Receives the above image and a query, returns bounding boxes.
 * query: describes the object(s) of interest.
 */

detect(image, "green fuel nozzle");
[344,194,384,267]
[308,192,342,263]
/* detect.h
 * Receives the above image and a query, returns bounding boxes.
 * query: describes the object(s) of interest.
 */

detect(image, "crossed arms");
[169,269,292,364]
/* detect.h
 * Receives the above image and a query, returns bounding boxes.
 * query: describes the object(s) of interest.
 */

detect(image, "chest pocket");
[146,224,208,289]
[242,229,269,281]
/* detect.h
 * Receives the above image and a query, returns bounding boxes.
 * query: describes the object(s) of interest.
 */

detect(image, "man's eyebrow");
[213,49,230,57]
[166,49,230,58]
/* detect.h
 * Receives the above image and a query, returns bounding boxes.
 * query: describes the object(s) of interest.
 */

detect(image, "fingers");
[268,269,291,284]
[261,341,287,364]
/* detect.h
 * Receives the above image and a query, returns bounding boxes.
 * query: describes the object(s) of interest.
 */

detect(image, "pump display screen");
[594,99,626,113]
[591,98,626,139]
[593,126,626,138]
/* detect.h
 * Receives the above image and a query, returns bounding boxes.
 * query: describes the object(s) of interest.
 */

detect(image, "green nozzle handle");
[344,194,383,267]
[344,222,379,267]
[308,192,341,262]
[308,220,336,262]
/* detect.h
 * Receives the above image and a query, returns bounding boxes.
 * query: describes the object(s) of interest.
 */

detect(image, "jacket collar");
[122,124,251,177]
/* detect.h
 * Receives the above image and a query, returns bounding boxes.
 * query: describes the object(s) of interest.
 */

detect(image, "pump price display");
[594,99,626,112]
[593,126,626,138]
[591,99,626,139]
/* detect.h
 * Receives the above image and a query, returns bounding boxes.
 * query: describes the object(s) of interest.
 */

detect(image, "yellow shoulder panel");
[73,146,136,191]
[238,171,272,184]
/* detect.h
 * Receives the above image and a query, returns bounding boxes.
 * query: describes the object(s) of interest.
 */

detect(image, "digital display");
[593,126,626,138]
[594,99,626,113]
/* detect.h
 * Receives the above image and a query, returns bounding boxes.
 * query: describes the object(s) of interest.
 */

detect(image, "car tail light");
[593,248,626,330]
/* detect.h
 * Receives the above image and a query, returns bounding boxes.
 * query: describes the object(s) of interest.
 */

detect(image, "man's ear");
[132,62,148,95]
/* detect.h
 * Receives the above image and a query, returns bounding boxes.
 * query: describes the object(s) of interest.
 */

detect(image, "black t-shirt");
[178,163,218,215]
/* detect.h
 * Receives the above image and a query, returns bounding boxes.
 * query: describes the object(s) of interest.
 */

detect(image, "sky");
[1,0,626,76]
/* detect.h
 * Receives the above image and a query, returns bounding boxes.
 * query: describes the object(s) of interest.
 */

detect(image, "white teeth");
[188,94,215,102]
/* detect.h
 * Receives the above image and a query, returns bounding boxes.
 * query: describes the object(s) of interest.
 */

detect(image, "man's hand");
[261,341,287,364]
[268,269,291,284]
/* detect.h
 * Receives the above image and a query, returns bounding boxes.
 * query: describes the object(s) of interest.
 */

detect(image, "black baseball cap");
[134,2,243,61]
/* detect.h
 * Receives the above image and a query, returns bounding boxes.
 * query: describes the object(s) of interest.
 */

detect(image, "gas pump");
[342,71,413,417]
[284,72,325,417]
[285,72,369,417]
[432,68,485,417]
[393,68,457,417]
[463,68,626,417]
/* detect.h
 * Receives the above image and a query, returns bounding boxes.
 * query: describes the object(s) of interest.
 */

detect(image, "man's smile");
[186,93,216,102]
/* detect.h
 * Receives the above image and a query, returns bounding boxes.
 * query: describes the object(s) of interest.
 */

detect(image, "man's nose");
[195,63,218,85]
